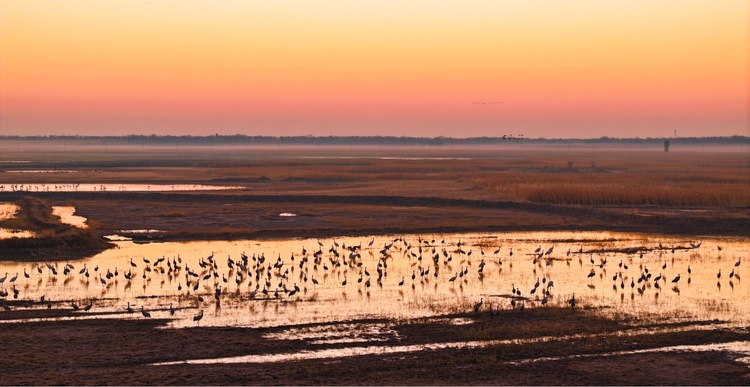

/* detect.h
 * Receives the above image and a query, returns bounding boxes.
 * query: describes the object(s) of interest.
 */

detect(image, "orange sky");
[1,0,747,138]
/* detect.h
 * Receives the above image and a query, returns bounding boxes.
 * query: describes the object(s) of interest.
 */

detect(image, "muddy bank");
[0,197,112,260]
[2,192,747,248]
[0,307,748,385]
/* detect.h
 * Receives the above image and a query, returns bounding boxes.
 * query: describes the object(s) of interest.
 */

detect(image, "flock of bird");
[0,184,84,192]
[0,184,225,193]
[580,241,742,303]
[0,236,744,324]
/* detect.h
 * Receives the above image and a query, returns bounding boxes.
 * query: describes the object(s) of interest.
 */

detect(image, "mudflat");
[0,143,748,385]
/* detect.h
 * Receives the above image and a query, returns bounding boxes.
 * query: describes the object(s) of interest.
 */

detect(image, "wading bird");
[473,298,483,313]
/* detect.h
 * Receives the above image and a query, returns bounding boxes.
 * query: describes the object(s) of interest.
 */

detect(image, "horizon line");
[1,134,748,141]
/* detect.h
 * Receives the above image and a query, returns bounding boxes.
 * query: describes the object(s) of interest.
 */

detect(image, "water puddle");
[0,203,32,239]
[0,184,241,192]
[104,235,132,241]
[104,230,163,241]
[52,206,88,228]
[0,203,19,220]
[263,322,398,345]
[509,340,750,366]
[0,228,36,239]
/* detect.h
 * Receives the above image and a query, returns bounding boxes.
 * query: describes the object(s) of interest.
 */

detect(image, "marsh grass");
[0,197,112,258]
[156,211,189,217]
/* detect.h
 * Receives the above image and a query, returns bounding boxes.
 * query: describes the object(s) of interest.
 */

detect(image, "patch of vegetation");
[0,197,112,260]
[155,211,188,217]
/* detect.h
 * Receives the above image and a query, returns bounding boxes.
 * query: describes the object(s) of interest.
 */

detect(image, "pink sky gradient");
[1,1,747,138]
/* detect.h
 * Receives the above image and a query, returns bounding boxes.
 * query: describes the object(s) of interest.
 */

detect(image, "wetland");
[0,142,748,385]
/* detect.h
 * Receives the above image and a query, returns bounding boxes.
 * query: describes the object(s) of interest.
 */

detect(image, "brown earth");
[0,306,748,385]
[1,146,747,261]
[0,144,748,385]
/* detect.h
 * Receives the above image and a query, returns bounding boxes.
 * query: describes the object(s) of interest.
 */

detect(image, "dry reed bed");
[5,148,746,206]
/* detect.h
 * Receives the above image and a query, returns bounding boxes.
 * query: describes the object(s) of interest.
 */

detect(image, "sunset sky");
[1,1,747,138]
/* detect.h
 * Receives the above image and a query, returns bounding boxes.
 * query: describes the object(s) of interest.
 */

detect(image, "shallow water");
[0,203,19,221]
[52,206,88,228]
[5,170,80,173]
[0,203,37,239]
[0,229,36,239]
[0,183,241,192]
[1,203,88,238]
[0,232,747,330]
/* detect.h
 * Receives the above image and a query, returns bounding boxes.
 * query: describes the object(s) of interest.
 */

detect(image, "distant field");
[0,143,747,252]
[1,142,748,206]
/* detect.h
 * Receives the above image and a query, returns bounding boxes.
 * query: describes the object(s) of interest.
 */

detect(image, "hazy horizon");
[1,1,748,138]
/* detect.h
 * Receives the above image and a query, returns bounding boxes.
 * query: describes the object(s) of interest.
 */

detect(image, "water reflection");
[0,203,18,220]
[508,340,750,366]
[52,206,88,228]
[0,229,36,239]
[0,203,36,239]
[5,170,79,173]
[0,183,241,192]
[0,232,747,329]
[262,322,398,345]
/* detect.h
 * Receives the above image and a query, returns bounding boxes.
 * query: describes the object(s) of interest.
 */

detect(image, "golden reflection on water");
[0,232,747,328]
[0,183,240,192]
[51,206,88,228]
[0,203,37,239]
[0,203,18,221]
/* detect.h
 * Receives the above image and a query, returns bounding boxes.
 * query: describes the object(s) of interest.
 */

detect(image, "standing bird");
[671,274,681,284]
[141,306,151,318]
[193,310,203,322]
[568,294,576,310]
[473,298,483,313]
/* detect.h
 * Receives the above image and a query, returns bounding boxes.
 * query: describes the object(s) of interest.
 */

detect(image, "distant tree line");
[1,134,747,146]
